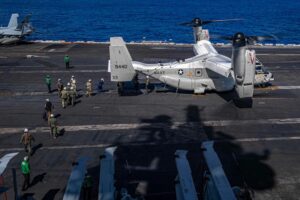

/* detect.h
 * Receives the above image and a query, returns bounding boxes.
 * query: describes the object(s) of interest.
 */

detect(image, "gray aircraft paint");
[108,37,236,94]
[0,152,19,175]
[63,157,89,200]
[0,13,34,44]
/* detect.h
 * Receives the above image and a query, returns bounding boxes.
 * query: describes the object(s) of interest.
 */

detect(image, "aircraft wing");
[205,55,232,77]
[63,156,89,200]
[193,40,218,56]
[0,152,19,176]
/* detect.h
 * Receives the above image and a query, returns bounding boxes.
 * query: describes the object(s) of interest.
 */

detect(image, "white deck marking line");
[256,54,300,56]
[1,85,300,97]
[0,122,203,134]
[1,64,106,68]
[277,86,300,89]
[234,136,300,142]
[202,118,300,126]
[6,69,107,73]
[1,118,300,135]
[1,136,300,152]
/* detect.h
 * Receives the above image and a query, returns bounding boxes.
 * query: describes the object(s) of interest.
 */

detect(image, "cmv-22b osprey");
[108,33,264,100]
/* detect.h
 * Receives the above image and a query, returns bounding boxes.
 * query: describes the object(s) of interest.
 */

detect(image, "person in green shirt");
[21,156,31,191]
[45,75,52,93]
[64,55,70,69]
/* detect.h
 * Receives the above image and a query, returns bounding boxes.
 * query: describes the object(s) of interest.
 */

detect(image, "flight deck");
[0,43,300,199]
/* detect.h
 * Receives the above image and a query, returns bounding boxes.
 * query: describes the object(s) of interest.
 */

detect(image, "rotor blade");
[248,35,274,41]
[246,35,276,45]
[179,22,195,26]
[202,18,243,25]
[212,35,233,41]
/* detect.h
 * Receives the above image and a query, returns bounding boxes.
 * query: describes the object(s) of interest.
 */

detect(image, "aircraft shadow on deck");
[102,105,276,199]
[41,188,60,200]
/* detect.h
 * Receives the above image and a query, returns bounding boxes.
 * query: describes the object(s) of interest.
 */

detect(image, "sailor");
[133,74,139,92]
[66,82,71,104]
[20,128,35,155]
[21,156,31,191]
[66,82,71,90]
[86,79,92,97]
[69,86,76,106]
[97,78,104,93]
[82,172,93,200]
[45,75,52,93]
[44,98,53,121]
[64,55,70,69]
[145,75,150,94]
[49,114,58,138]
[117,82,124,96]
[70,75,77,92]
[61,87,68,108]
[57,78,63,97]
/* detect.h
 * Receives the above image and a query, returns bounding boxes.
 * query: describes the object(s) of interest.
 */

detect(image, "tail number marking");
[115,65,128,69]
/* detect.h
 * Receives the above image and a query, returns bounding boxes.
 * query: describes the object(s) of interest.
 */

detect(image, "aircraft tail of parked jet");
[0,13,34,44]
[7,13,19,28]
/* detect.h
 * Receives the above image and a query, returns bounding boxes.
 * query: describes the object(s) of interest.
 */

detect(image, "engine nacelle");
[232,47,256,99]
[193,27,210,42]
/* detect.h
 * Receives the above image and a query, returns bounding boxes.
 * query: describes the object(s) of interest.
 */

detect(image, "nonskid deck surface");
[0,43,300,199]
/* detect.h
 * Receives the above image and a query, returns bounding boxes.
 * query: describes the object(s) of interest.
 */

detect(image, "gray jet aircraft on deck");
[0,13,34,44]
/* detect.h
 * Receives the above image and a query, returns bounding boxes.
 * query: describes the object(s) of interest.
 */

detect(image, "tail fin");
[109,37,136,82]
[7,13,19,28]
[232,47,256,99]
[17,14,33,35]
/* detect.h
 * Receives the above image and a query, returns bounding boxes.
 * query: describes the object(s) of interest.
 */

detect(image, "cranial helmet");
[24,128,28,132]
[50,114,54,117]
[24,156,29,161]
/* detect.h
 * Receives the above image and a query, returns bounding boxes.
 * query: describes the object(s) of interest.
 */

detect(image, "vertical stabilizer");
[108,37,136,82]
[7,13,19,28]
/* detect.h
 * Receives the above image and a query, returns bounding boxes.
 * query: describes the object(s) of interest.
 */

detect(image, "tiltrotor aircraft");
[108,32,269,100]
[0,13,34,44]
[181,17,274,86]
[108,30,276,99]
